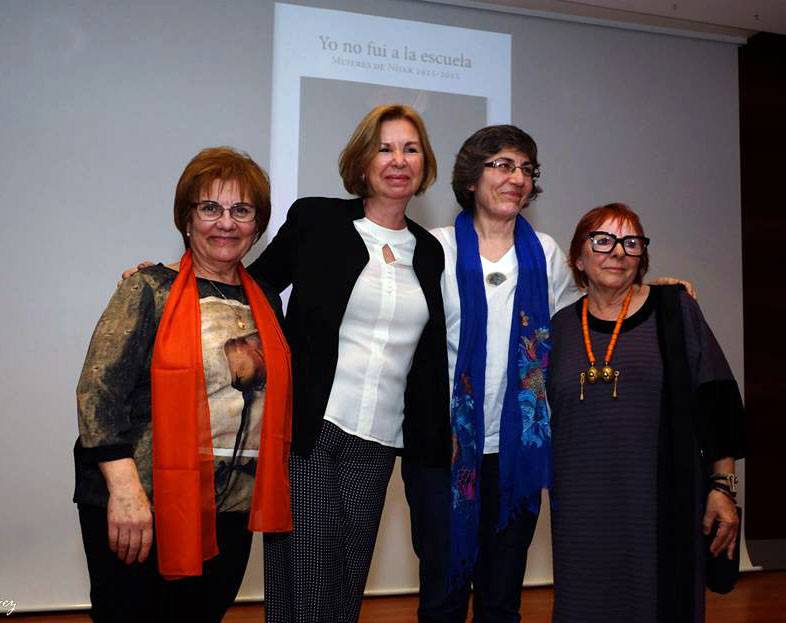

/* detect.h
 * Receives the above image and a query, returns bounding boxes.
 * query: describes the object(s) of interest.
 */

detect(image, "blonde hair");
[338,104,437,197]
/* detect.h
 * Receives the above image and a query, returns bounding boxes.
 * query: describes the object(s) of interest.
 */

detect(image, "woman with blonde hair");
[252,104,450,622]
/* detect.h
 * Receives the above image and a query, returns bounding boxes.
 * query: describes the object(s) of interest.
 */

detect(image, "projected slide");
[270,2,511,232]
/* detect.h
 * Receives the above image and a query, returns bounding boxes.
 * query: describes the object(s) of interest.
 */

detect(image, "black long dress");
[547,287,745,623]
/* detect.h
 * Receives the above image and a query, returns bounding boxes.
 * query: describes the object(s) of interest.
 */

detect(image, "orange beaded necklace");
[579,286,633,401]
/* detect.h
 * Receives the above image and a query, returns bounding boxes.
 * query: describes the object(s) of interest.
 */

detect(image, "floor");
[11,570,786,622]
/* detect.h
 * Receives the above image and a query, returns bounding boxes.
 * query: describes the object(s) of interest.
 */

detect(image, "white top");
[323,217,429,448]
[431,225,581,454]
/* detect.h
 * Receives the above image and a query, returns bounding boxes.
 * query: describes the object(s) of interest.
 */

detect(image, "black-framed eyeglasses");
[193,201,257,223]
[587,231,650,257]
[483,158,540,179]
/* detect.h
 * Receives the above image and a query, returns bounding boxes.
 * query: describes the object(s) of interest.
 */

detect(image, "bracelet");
[710,472,738,493]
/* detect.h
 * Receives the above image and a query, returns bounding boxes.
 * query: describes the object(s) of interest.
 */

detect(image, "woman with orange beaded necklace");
[547,203,745,623]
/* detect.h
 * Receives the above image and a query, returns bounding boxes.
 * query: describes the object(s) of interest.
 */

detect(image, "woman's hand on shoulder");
[117,261,156,287]
[99,458,153,564]
[651,276,697,299]
[703,489,740,560]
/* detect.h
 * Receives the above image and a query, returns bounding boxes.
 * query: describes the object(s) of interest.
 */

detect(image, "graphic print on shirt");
[199,297,266,510]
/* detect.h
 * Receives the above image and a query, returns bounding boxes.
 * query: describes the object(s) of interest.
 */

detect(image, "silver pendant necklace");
[206,279,247,329]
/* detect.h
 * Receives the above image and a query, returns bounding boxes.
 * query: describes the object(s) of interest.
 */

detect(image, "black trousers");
[264,421,397,623]
[402,454,539,623]
[78,504,252,623]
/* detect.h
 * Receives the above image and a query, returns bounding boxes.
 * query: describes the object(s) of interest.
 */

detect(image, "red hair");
[174,147,271,249]
[568,203,649,288]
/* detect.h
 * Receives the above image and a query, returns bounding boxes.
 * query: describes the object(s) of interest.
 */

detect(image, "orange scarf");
[151,250,292,579]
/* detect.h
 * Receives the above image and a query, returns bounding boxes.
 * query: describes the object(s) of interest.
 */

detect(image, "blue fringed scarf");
[448,210,553,585]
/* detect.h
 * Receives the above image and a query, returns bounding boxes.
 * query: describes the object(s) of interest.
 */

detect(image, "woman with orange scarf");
[73,147,292,622]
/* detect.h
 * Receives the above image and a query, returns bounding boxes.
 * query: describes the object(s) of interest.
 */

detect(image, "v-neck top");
[431,225,581,453]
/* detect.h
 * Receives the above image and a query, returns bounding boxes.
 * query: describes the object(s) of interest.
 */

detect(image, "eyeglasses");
[193,201,256,223]
[587,231,650,257]
[483,158,540,179]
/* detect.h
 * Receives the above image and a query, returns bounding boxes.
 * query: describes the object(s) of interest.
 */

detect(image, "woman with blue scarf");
[402,125,580,622]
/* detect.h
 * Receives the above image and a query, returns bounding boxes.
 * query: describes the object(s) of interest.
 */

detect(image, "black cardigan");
[654,285,746,622]
[248,197,451,467]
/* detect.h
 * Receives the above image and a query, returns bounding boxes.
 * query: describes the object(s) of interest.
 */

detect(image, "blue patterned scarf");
[448,210,552,585]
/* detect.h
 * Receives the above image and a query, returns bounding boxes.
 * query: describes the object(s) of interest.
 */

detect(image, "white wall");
[0,0,745,611]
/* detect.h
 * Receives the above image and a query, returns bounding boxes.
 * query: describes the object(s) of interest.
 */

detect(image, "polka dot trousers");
[264,421,397,623]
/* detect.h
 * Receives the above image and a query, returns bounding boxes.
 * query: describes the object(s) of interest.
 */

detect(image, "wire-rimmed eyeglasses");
[192,201,257,223]
[483,158,540,179]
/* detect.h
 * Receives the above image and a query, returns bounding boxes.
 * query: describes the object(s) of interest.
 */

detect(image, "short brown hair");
[338,104,437,197]
[173,147,271,248]
[568,203,650,288]
[452,125,542,212]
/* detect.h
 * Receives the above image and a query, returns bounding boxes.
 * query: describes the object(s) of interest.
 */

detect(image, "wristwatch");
[710,472,738,493]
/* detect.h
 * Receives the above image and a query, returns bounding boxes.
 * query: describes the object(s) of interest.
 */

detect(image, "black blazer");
[248,197,451,467]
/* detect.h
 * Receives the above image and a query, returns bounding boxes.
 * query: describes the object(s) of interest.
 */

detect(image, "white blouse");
[431,225,581,454]
[323,217,429,448]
